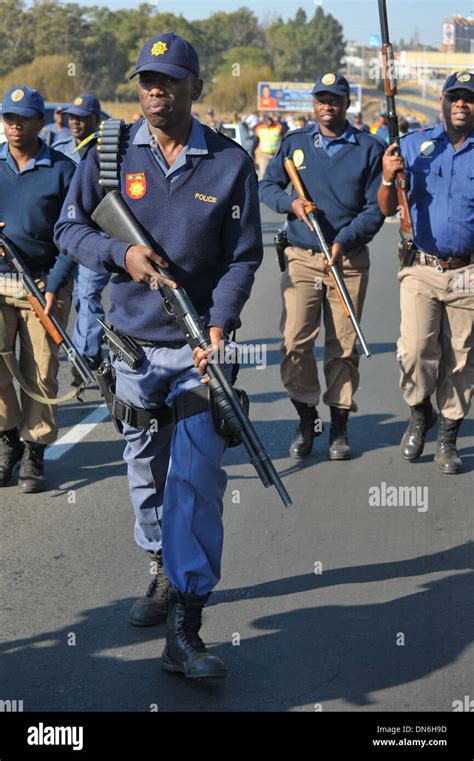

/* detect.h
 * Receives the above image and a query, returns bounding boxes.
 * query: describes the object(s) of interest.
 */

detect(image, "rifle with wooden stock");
[378,0,416,266]
[0,233,95,393]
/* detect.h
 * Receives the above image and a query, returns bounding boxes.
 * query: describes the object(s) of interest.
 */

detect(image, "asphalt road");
[1,205,473,713]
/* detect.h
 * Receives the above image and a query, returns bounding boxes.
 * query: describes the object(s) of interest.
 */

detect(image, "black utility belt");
[96,357,249,448]
[110,385,209,430]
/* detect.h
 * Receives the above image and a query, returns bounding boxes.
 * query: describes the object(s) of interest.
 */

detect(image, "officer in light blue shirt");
[40,106,71,147]
[378,71,474,475]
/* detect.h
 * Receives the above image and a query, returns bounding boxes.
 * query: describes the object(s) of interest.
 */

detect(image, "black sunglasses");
[444,92,474,104]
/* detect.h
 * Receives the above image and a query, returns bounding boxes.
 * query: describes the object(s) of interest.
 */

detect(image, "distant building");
[442,16,474,53]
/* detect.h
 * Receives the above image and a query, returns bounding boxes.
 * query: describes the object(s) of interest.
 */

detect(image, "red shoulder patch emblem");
[126,173,147,200]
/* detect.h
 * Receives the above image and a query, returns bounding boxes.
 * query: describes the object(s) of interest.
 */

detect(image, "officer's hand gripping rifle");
[91,190,293,509]
[378,0,415,266]
[284,157,371,358]
[0,233,95,392]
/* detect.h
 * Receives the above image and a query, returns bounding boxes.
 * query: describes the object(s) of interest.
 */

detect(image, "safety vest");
[256,124,282,155]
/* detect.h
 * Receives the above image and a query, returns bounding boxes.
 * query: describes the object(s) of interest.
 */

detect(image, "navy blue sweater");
[259,124,384,252]
[55,121,263,345]
[0,144,76,294]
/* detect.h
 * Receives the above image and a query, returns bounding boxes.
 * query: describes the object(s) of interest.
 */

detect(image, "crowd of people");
[209,108,424,179]
[0,29,472,680]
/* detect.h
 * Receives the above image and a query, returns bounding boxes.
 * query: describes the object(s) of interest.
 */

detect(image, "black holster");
[399,238,415,268]
[274,228,289,272]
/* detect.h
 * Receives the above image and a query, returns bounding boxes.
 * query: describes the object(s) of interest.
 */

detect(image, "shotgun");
[284,157,371,358]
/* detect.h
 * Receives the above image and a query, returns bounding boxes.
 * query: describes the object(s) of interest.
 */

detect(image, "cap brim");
[443,85,474,94]
[2,106,42,118]
[64,107,96,117]
[311,87,348,97]
[130,62,193,80]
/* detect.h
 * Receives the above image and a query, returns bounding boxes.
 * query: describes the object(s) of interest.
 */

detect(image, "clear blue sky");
[70,0,474,48]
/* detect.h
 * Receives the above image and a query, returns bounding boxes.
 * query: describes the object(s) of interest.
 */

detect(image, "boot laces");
[21,444,44,476]
[184,607,207,653]
[146,562,169,601]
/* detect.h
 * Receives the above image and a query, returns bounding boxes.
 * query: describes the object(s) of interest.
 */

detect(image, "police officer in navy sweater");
[0,86,75,492]
[55,34,263,679]
[54,93,111,386]
[260,73,384,461]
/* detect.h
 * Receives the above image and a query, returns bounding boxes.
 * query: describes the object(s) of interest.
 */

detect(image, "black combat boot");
[18,441,46,493]
[161,588,227,679]
[400,398,438,460]
[0,428,24,487]
[128,551,170,626]
[328,407,351,460]
[434,416,463,474]
[289,399,323,459]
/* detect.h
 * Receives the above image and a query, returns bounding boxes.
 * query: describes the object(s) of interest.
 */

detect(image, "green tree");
[208,64,274,114]
[0,0,33,77]
[196,7,265,82]
[266,6,345,80]
[214,47,272,78]
[0,55,79,100]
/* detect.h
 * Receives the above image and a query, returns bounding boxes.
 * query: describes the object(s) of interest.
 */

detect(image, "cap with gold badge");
[64,93,101,118]
[311,72,350,98]
[1,86,45,117]
[442,71,474,94]
[130,33,200,80]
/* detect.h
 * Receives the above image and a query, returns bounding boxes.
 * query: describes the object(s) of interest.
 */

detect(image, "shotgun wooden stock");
[378,0,415,244]
[26,296,64,345]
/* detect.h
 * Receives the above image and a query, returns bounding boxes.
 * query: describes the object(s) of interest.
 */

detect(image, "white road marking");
[45,404,110,461]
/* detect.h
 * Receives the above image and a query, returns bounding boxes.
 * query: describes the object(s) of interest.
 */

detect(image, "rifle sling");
[0,307,77,404]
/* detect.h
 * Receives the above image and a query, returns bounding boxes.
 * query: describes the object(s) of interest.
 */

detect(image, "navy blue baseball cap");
[443,71,474,94]
[1,86,45,117]
[130,33,200,80]
[312,72,350,97]
[64,93,101,117]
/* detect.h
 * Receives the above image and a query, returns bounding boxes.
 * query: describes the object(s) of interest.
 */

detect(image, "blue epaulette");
[282,125,314,141]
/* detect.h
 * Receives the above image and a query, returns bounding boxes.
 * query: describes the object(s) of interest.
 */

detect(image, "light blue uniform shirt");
[400,122,474,259]
[0,139,51,174]
[313,121,358,158]
[52,135,81,165]
[132,117,208,181]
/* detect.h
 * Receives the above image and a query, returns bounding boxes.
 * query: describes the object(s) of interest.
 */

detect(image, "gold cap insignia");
[74,97,84,105]
[151,41,168,57]
[11,89,25,102]
[456,72,471,83]
[321,73,336,86]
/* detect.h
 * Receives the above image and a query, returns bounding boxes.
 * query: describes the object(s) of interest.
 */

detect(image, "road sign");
[257,82,362,114]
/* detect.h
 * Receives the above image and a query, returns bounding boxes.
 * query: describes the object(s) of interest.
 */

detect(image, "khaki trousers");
[256,151,276,180]
[397,263,474,420]
[280,245,370,410]
[0,276,72,444]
